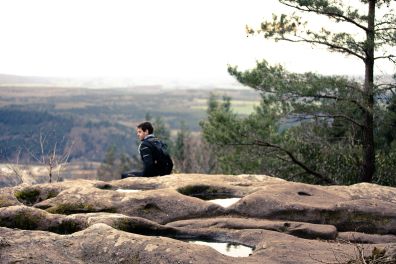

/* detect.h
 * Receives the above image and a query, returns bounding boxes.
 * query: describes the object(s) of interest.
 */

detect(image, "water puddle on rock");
[188,240,253,257]
[208,198,241,207]
[116,189,142,193]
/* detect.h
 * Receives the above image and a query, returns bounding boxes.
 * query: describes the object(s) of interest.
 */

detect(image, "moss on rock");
[14,187,61,206]
[15,188,41,206]
[48,219,85,234]
[47,202,116,215]
[0,210,42,230]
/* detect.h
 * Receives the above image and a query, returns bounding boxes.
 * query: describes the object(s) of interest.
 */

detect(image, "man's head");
[136,121,154,141]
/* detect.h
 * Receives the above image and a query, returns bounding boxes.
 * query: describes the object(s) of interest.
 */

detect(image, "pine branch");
[299,114,364,128]
[283,90,367,113]
[376,83,396,91]
[376,27,396,31]
[280,36,365,60]
[310,94,367,113]
[254,140,337,185]
[278,0,367,31]
[374,54,396,60]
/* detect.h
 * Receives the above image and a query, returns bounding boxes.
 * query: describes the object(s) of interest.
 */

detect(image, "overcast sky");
[0,0,394,86]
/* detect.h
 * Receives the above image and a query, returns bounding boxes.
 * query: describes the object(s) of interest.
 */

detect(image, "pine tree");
[227,0,395,183]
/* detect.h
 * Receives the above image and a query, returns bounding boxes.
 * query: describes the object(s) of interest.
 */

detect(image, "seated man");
[121,121,173,178]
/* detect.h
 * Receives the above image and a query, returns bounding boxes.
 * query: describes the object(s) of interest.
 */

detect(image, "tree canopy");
[202,0,396,185]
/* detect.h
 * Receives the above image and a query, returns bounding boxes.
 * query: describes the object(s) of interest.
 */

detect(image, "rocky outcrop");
[0,174,395,263]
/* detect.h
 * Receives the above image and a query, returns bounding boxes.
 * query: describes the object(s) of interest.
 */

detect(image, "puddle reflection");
[116,189,141,193]
[189,240,253,257]
[208,198,241,207]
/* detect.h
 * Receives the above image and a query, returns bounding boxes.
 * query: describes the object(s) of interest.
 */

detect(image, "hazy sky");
[0,0,394,86]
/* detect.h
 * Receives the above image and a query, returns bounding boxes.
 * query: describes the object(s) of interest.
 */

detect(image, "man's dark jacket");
[139,135,161,176]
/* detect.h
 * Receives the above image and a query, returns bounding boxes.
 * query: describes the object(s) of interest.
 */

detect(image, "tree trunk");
[361,0,376,182]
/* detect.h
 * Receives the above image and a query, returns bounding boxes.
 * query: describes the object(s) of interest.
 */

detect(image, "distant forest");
[0,86,259,163]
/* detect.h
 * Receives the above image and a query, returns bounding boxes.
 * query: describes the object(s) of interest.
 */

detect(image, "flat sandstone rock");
[0,174,395,263]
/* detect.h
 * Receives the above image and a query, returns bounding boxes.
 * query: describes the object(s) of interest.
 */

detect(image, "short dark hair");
[137,121,154,134]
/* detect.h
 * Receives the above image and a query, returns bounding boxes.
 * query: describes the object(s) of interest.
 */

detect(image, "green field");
[191,98,260,115]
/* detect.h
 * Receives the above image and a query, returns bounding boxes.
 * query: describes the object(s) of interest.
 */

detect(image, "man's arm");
[139,142,156,176]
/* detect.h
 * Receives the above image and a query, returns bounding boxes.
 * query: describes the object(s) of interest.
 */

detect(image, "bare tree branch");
[6,148,24,183]
[28,132,74,183]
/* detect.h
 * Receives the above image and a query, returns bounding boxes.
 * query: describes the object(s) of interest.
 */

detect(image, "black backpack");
[146,138,173,176]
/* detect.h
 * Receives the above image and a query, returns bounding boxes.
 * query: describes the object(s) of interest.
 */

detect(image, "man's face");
[136,128,149,141]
